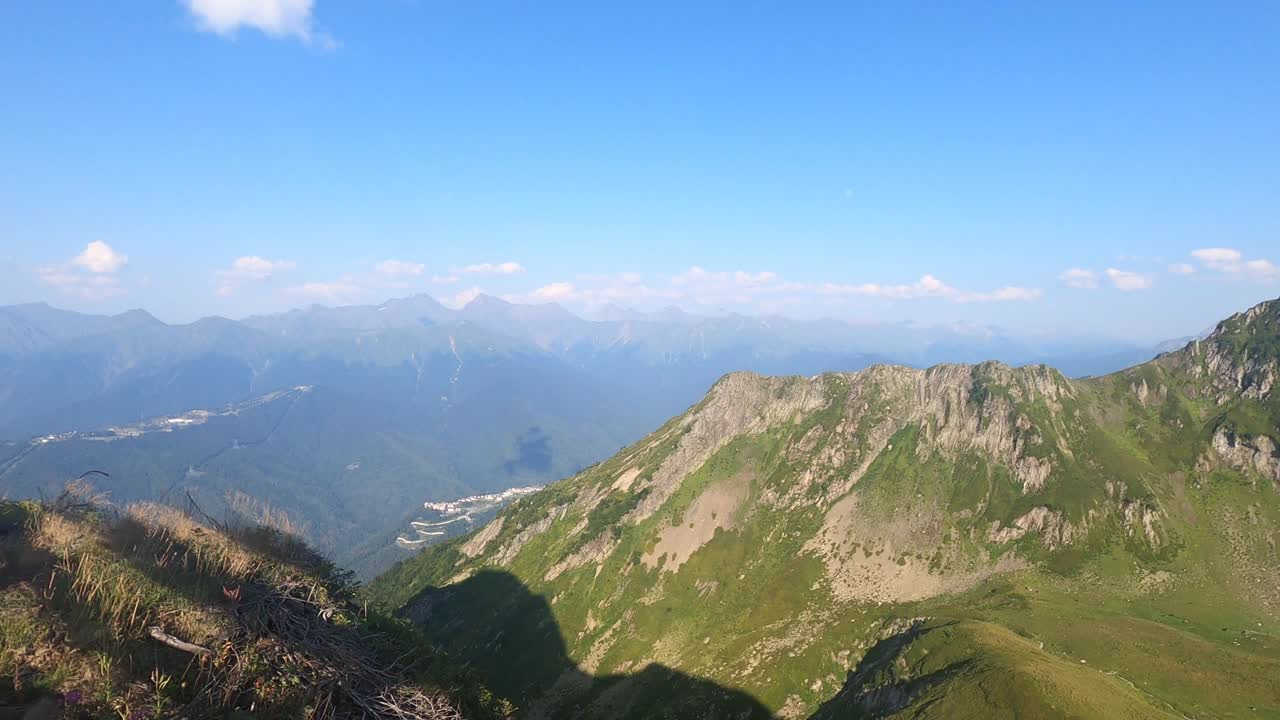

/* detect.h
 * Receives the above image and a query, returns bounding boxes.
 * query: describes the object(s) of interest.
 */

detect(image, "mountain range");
[0,295,1192,577]
[371,297,1280,718]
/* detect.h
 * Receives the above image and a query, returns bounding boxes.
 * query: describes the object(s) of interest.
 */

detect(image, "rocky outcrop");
[988,507,1076,549]
[460,516,504,558]
[1212,427,1280,488]
[626,372,829,523]
[806,491,1028,603]
[767,363,1069,509]
[1200,342,1277,402]
[1184,300,1280,402]
[1131,378,1168,406]
[491,504,569,566]
[544,530,618,581]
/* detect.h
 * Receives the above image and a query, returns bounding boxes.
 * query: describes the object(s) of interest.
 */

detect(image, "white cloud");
[652,268,1040,308]
[37,242,129,300]
[665,267,786,306]
[224,255,295,281]
[431,274,460,285]
[38,266,126,300]
[460,261,525,275]
[956,286,1043,303]
[286,277,363,302]
[73,241,128,274]
[1244,258,1279,278]
[1190,247,1242,268]
[506,273,676,307]
[282,258,440,303]
[1105,268,1153,291]
[1167,263,1196,275]
[216,255,295,295]
[1189,247,1278,280]
[672,266,777,288]
[817,275,1041,304]
[476,266,1042,314]
[589,265,1043,309]
[375,259,425,278]
[182,0,337,48]
[818,274,947,300]
[1059,268,1098,289]
[530,282,575,301]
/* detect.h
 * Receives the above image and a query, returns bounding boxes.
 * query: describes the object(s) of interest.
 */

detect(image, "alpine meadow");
[370,299,1280,718]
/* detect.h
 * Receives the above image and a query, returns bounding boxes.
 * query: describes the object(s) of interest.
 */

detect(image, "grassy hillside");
[0,485,507,719]
[371,299,1280,719]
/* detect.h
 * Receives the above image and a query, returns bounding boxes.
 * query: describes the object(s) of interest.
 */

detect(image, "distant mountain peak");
[462,293,511,310]
[113,308,163,325]
[462,293,579,324]
[382,292,447,308]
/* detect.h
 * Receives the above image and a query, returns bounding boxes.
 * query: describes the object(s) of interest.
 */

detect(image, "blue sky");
[1,2,1277,340]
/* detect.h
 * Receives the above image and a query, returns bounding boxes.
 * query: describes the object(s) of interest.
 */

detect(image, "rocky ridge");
[372,297,1280,719]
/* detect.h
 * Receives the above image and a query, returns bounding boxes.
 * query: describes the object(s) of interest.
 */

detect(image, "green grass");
[812,617,1183,719]
[374,306,1280,718]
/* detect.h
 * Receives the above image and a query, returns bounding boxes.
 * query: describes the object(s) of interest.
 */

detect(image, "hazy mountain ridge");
[372,298,1280,718]
[0,293,1189,446]
[0,294,1198,580]
[0,294,1182,394]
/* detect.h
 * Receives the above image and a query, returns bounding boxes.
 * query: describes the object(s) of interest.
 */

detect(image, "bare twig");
[184,490,227,533]
[148,626,213,657]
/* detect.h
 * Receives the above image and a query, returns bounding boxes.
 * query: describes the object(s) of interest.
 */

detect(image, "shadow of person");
[402,569,775,720]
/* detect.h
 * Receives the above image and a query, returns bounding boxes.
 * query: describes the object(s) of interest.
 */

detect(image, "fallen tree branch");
[184,490,227,533]
[148,626,213,657]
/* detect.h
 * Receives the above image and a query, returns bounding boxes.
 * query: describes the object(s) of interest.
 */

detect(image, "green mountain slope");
[372,298,1280,719]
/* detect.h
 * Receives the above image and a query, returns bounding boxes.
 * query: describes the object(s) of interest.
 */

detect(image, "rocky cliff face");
[1172,299,1280,403]
[434,358,1166,600]
[373,298,1280,720]
[1210,427,1280,489]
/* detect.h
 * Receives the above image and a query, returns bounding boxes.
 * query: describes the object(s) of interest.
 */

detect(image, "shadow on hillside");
[104,510,356,612]
[401,570,775,720]
[0,506,53,593]
[0,507,206,710]
[1,502,445,718]
[808,620,969,719]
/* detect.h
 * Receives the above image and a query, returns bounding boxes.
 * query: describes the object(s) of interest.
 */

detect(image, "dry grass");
[125,501,267,580]
[226,489,307,538]
[30,510,88,556]
[0,490,495,719]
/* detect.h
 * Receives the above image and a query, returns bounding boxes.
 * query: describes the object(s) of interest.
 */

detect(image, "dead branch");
[184,490,227,533]
[148,626,213,657]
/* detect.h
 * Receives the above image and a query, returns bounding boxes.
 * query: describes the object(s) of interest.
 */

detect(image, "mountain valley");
[0,296,1179,577]
[371,298,1280,718]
